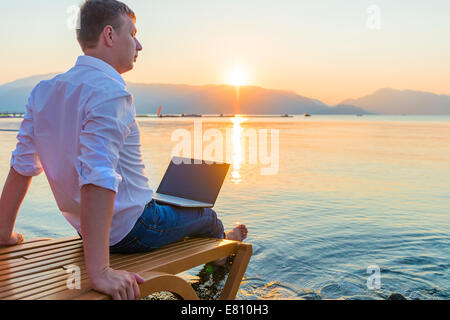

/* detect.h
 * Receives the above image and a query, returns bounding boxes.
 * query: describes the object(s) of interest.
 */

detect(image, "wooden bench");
[0,236,252,300]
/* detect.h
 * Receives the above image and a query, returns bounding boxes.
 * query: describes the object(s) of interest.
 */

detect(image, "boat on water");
[155,106,181,118]
[304,113,311,117]
[156,106,202,118]
[181,113,202,117]
[159,114,180,118]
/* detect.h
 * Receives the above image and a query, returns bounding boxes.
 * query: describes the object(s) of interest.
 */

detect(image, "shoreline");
[0,114,24,118]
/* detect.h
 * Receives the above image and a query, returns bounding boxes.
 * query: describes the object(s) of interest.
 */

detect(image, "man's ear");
[102,25,115,48]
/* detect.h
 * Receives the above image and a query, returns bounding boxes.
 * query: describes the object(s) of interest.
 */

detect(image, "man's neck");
[82,51,121,74]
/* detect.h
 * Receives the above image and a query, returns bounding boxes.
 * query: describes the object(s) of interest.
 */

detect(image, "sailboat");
[157,106,179,118]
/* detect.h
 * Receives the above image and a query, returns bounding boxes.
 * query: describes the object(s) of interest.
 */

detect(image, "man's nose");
[135,38,143,51]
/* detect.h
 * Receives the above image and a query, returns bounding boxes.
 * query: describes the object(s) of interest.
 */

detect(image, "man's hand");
[0,232,24,246]
[90,267,145,300]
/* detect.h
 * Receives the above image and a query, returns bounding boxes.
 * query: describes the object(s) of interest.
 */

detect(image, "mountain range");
[342,88,450,115]
[1,73,449,115]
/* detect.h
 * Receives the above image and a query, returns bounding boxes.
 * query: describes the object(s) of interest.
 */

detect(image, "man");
[0,0,247,300]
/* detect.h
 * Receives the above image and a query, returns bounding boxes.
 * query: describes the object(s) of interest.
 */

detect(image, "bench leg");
[219,243,252,300]
[139,271,199,300]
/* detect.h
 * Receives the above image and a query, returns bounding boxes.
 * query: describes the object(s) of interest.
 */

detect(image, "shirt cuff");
[10,151,43,177]
[78,166,122,193]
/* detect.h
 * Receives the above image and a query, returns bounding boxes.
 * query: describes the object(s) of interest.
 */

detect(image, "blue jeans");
[109,199,225,254]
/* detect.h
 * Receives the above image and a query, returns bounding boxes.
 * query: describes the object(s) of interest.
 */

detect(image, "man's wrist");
[88,265,114,288]
[88,265,110,280]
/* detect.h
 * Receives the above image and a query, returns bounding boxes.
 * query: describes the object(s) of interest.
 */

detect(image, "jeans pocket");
[139,202,166,233]
[138,216,165,233]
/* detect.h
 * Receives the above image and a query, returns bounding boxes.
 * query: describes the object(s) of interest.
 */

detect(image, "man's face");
[114,14,143,74]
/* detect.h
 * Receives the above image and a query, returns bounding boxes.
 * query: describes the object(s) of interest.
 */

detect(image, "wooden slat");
[18,238,54,244]
[23,243,83,259]
[0,269,63,291]
[140,240,238,275]
[0,256,85,283]
[3,238,215,300]
[0,250,147,293]
[0,236,80,256]
[0,238,54,252]
[0,252,83,276]
[107,238,215,268]
[0,240,83,261]
[0,270,68,299]
[0,258,24,267]
[0,248,84,273]
[11,274,79,300]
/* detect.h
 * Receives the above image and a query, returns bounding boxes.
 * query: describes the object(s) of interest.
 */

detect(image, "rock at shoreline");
[388,293,407,300]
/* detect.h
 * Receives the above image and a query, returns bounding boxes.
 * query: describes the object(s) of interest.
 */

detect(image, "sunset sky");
[1,0,449,105]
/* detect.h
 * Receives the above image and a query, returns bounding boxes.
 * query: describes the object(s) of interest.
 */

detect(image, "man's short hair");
[76,0,136,50]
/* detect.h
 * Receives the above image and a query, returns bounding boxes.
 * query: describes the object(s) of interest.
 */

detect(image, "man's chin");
[120,63,134,74]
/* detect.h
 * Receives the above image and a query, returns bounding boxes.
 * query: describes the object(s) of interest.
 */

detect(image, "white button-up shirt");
[10,55,154,245]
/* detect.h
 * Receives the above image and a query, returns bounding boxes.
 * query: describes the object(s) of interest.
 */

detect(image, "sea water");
[0,115,448,300]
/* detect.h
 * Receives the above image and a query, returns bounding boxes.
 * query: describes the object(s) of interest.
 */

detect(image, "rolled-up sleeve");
[10,91,44,177]
[77,94,135,193]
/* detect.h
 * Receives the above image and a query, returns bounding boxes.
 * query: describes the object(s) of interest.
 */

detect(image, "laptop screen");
[156,157,230,204]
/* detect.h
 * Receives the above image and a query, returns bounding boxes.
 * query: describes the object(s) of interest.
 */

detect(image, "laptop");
[152,156,230,208]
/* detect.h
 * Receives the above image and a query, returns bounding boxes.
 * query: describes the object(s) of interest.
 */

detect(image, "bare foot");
[225,224,248,242]
[212,224,248,266]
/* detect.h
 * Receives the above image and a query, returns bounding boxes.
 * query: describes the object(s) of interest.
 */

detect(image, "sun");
[226,67,250,87]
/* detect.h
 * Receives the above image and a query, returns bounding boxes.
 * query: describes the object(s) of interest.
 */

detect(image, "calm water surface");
[0,115,449,300]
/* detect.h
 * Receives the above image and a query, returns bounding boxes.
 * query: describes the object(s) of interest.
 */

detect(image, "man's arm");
[2,87,43,245]
[0,167,32,245]
[80,184,144,300]
[77,94,144,299]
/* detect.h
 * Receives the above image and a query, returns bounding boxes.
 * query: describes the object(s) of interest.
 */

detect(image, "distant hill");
[0,73,371,115]
[128,83,372,115]
[0,73,59,91]
[2,74,449,115]
[341,88,450,115]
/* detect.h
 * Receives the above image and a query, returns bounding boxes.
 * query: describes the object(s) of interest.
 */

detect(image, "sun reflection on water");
[230,116,247,184]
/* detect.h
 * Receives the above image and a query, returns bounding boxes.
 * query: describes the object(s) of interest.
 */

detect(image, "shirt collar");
[75,55,127,87]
